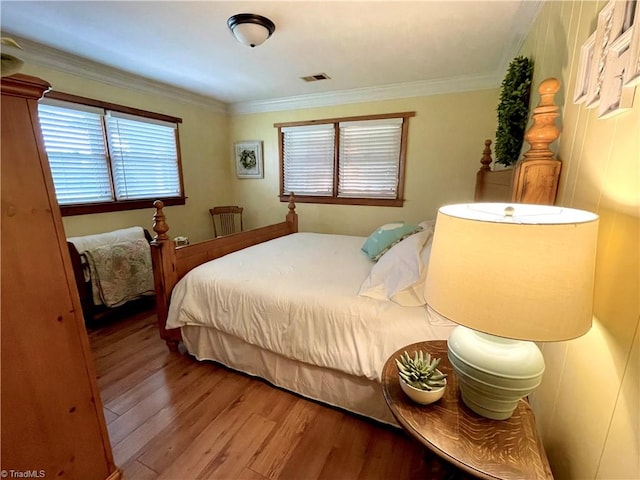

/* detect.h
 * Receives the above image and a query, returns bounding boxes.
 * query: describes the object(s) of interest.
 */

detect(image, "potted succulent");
[396,350,447,405]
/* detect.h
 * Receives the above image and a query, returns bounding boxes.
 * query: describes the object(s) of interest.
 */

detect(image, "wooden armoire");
[1,74,120,479]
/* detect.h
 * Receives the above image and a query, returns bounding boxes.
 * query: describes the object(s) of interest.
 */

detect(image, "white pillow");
[390,241,432,306]
[359,221,435,306]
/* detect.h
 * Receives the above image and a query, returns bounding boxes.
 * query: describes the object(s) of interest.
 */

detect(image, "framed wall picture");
[574,32,596,103]
[624,2,640,86]
[622,0,638,32]
[234,140,263,179]
[585,0,626,108]
[598,29,635,118]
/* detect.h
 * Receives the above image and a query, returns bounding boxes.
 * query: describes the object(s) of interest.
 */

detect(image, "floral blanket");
[85,238,154,308]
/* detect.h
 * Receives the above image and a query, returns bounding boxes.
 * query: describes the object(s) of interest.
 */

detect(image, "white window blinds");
[338,118,402,198]
[282,124,335,196]
[280,116,406,201]
[106,112,180,200]
[38,102,113,205]
[38,99,181,206]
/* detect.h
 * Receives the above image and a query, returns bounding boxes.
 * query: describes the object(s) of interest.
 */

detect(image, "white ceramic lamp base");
[447,326,545,420]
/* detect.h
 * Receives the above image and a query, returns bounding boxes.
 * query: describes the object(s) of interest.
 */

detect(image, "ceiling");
[1,1,542,113]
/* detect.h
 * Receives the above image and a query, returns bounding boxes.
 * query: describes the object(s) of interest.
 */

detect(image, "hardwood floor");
[88,310,469,480]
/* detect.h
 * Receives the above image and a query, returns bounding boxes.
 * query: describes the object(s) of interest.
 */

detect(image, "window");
[275,112,414,206]
[38,92,184,216]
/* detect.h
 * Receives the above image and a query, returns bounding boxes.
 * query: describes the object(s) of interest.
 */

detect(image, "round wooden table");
[381,341,554,480]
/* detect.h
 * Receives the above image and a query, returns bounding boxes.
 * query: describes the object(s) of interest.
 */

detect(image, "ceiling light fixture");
[227,13,276,48]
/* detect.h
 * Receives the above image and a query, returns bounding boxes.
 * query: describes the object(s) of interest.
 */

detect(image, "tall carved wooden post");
[512,78,562,205]
[286,192,298,232]
[150,200,181,350]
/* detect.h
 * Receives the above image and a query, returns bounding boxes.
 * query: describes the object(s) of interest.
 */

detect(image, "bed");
[149,78,562,425]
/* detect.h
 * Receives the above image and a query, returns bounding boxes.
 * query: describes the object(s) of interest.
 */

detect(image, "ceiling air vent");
[301,73,331,82]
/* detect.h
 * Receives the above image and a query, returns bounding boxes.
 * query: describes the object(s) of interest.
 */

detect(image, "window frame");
[40,91,186,216]
[275,111,415,206]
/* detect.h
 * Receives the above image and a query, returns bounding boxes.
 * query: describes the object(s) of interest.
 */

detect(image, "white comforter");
[166,232,455,381]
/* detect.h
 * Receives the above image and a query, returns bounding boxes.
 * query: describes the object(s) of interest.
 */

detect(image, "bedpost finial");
[480,139,493,172]
[539,77,560,96]
[288,192,296,213]
[152,200,170,241]
[523,78,561,161]
[536,77,561,112]
[286,192,298,232]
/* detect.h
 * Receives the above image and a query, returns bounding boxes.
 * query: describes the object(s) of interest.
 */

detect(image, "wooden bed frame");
[150,77,562,351]
[474,139,515,201]
[150,194,298,350]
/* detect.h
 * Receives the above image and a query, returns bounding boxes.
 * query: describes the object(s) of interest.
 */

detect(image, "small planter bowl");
[399,372,447,405]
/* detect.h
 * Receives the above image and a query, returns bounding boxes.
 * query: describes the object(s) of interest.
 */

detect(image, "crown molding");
[7,21,542,118]
[230,74,501,115]
[9,35,229,114]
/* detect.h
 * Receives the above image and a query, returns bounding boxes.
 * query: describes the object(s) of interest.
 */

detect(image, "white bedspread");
[166,232,455,381]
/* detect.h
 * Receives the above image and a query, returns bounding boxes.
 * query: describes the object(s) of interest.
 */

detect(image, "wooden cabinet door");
[1,76,117,479]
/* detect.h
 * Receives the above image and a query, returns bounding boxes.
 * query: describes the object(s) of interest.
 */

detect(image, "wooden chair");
[209,206,243,237]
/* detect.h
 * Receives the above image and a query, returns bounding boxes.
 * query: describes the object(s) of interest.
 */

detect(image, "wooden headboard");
[475,78,562,205]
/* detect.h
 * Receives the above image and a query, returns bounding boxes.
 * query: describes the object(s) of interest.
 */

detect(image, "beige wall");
[229,90,499,235]
[20,63,231,243]
[520,1,639,479]
[21,62,499,242]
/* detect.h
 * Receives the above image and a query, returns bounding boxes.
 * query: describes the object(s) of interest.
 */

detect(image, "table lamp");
[425,203,599,420]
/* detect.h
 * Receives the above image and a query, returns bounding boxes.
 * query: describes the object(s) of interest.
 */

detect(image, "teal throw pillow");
[361,222,422,261]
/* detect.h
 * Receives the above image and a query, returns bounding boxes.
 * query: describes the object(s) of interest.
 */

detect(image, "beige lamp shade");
[425,203,599,342]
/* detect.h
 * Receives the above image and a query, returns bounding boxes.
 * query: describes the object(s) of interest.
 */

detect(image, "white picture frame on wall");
[624,2,640,86]
[622,0,638,32]
[234,140,264,179]
[585,0,626,108]
[598,29,635,118]
[574,32,596,103]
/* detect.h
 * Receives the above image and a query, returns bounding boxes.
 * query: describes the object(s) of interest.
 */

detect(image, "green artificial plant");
[494,56,534,167]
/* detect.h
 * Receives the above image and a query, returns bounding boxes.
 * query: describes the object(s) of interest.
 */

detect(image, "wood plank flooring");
[88,309,468,480]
